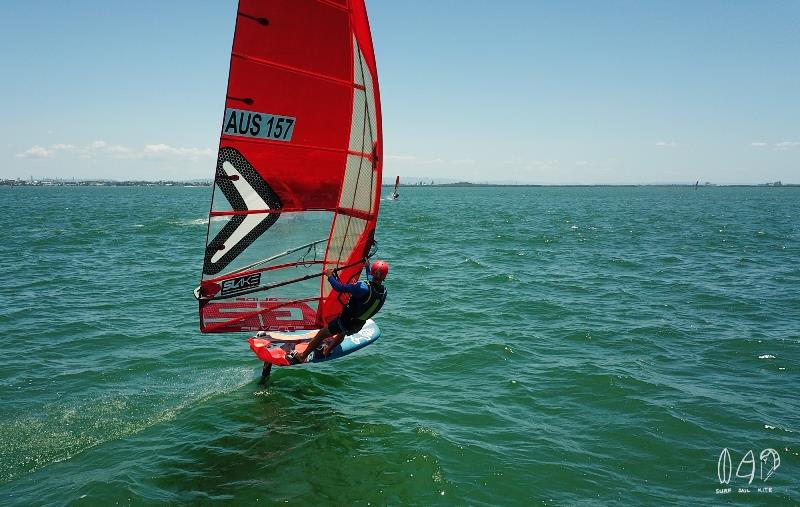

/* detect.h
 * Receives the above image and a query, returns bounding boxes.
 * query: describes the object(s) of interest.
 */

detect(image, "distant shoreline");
[381,183,800,188]
[0,180,211,187]
[384,182,798,188]
[1,179,796,188]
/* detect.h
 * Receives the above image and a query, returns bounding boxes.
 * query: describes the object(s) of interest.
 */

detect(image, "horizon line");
[2,177,797,188]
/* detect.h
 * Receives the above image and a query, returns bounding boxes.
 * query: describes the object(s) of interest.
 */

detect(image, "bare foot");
[286,351,304,365]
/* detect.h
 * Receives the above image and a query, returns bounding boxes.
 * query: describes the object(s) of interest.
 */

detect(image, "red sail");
[198,0,382,333]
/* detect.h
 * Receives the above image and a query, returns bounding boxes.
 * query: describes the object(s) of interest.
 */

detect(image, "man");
[287,260,389,364]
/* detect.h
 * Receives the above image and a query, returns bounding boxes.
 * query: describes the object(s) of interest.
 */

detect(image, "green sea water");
[0,185,798,505]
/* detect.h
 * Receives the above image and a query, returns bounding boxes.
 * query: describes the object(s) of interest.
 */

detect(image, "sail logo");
[220,273,262,295]
[223,108,296,142]
[203,147,282,275]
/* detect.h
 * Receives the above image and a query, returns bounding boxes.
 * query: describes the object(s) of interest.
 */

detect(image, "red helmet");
[370,260,389,281]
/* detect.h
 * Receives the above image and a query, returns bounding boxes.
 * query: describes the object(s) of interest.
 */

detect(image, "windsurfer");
[288,260,389,364]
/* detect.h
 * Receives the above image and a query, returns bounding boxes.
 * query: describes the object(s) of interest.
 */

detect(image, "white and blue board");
[248,319,380,366]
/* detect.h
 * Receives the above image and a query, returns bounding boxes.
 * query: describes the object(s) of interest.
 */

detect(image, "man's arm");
[326,269,369,297]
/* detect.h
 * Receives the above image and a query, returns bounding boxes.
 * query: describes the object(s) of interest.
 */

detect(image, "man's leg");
[322,333,345,356]
[296,326,332,362]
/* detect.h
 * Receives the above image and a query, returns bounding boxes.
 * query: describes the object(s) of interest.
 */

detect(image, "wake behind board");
[248,319,380,367]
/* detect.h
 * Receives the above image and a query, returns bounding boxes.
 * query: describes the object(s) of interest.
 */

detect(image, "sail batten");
[219,134,373,158]
[231,52,364,89]
[199,0,382,333]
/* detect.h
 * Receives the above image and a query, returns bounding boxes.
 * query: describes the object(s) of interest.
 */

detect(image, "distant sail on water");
[197,0,383,334]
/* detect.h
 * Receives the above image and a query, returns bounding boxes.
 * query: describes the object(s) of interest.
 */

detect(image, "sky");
[1,0,798,184]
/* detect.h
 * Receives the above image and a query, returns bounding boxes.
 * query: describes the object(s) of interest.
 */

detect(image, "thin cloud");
[143,144,215,161]
[523,160,561,171]
[386,154,473,166]
[106,145,135,157]
[750,140,800,150]
[655,141,678,147]
[775,141,800,150]
[15,141,215,161]
[16,145,53,158]
[422,157,475,166]
[449,158,475,165]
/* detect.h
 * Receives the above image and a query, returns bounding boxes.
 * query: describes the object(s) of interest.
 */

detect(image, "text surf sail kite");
[197,0,383,334]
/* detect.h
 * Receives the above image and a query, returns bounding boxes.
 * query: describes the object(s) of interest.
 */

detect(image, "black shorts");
[328,314,366,336]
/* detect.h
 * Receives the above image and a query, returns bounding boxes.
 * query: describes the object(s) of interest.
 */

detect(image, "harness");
[346,281,387,321]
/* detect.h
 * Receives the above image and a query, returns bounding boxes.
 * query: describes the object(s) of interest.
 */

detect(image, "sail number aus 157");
[223,108,296,142]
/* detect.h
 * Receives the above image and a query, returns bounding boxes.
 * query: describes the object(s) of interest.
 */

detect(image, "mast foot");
[259,362,272,385]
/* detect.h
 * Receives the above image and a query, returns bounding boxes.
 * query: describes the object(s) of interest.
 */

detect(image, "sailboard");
[196,0,384,368]
[390,175,399,200]
[248,319,379,366]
